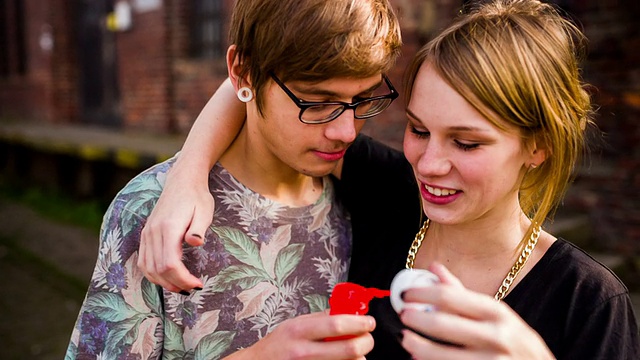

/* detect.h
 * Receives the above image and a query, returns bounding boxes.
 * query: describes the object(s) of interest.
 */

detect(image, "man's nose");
[325,109,357,143]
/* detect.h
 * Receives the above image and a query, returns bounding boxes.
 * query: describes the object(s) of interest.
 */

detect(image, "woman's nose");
[416,141,452,176]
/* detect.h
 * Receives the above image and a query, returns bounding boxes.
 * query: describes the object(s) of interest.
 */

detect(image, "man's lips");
[314,149,347,161]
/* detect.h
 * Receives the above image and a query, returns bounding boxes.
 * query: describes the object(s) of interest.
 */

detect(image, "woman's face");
[403,64,539,226]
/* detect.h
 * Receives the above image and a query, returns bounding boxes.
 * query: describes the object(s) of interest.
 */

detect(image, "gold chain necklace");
[405,219,542,301]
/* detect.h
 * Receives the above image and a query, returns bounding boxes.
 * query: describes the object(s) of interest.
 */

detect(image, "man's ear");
[226,45,250,92]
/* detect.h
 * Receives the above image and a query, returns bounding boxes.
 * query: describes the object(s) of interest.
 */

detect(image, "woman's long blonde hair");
[405,0,595,240]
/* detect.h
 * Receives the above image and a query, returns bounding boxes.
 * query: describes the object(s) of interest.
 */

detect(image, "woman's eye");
[410,125,430,138]
[455,140,480,151]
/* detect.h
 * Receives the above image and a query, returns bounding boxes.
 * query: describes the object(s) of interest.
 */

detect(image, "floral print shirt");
[66,158,352,359]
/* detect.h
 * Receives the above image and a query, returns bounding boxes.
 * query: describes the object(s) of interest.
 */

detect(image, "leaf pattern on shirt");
[236,282,279,321]
[66,159,351,359]
[260,225,292,277]
[92,228,124,292]
[208,225,309,335]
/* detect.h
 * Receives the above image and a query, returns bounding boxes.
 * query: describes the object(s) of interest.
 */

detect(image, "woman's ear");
[226,45,250,92]
[527,136,548,168]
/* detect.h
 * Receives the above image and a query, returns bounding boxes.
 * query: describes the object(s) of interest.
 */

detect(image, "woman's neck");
[414,212,534,294]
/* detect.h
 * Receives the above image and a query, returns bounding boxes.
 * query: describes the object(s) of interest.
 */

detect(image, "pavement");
[0,199,98,360]
[0,121,185,169]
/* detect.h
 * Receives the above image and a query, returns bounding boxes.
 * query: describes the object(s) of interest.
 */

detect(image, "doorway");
[75,0,121,127]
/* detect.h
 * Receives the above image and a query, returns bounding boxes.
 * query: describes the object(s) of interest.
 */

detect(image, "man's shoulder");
[103,157,178,225]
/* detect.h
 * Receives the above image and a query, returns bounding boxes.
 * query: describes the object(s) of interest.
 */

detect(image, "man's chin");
[298,163,338,178]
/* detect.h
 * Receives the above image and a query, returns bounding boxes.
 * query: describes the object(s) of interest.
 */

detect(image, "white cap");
[390,268,439,313]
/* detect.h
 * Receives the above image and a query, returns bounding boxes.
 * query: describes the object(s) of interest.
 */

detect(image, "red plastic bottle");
[325,282,390,341]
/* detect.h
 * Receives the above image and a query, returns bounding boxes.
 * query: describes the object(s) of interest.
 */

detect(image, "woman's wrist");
[167,151,213,184]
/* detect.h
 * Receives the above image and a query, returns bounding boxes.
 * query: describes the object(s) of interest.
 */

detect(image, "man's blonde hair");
[230,0,402,115]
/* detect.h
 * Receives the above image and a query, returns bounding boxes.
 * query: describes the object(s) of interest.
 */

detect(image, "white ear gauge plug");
[237,87,254,102]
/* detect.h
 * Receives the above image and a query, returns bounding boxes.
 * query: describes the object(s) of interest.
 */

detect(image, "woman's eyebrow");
[406,107,491,133]
[406,108,422,122]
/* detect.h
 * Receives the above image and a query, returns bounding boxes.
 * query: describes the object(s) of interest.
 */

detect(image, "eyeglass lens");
[301,98,393,123]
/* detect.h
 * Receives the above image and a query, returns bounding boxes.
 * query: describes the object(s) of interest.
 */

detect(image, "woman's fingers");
[402,279,502,321]
[398,265,554,358]
[401,328,494,360]
[429,262,463,287]
[139,206,203,292]
[400,306,507,351]
[184,195,214,247]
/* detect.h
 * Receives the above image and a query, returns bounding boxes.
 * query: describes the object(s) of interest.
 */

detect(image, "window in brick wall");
[0,0,7,77]
[191,0,224,59]
[0,0,27,78]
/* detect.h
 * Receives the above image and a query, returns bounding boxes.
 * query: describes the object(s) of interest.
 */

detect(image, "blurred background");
[0,0,638,359]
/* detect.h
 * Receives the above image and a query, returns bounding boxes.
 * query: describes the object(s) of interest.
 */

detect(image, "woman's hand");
[226,312,376,360]
[138,156,214,293]
[138,79,246,294]
[399,263,555,360]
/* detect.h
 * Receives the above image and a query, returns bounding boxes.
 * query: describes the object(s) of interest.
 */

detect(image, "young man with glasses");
[66,0,401,359]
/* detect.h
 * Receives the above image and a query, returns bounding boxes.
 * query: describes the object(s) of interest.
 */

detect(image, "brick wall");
[0,0,638,251]
[115,4,172,133]
[49,0,79,124]
[1,0,53,122]
[167,0,231,134]
[0,0,79,124]
[0,0,468,137]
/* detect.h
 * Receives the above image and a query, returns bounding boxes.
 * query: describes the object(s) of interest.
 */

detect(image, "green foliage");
[0,178,106,232]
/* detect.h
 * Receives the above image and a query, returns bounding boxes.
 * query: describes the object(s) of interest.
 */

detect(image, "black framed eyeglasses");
[270,72,399,124]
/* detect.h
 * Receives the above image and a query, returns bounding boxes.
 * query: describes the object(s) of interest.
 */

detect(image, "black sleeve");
[551,243,640,359]
[336,134,423,288]
[337,134,422,360]
[562,292,640,359]
[507,240,640,360]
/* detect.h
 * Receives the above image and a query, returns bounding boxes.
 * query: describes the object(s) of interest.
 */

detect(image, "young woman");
[139,0,640,358]
[389,1,639,356]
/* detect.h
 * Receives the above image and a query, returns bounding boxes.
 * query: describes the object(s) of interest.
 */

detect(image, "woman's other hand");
[400,263,555,360]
